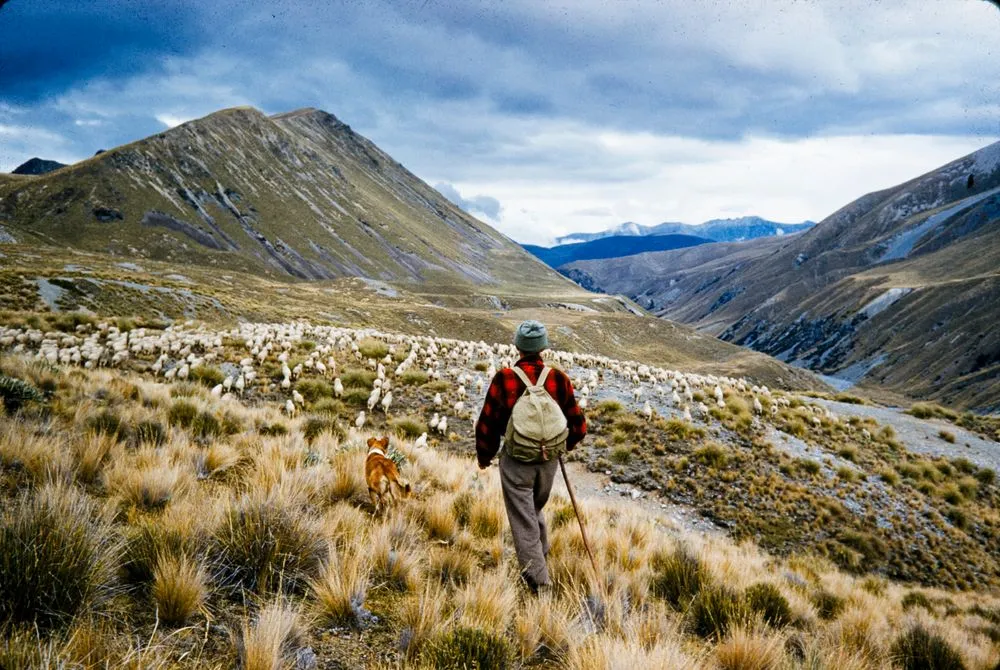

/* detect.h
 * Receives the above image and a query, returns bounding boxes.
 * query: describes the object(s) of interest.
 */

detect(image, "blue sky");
[1,0,998,244]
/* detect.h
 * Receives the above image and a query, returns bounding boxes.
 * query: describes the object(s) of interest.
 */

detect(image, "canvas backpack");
[504,366,569,463]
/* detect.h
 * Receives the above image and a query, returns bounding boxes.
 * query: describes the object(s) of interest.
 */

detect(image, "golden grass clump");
[309,547,371,627]
[713,627,786,670]
[236,601,307,670]
[151,552,208,626]
[397,582,448,661]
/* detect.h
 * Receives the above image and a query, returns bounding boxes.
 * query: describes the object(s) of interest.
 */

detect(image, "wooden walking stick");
[557,455,599,578]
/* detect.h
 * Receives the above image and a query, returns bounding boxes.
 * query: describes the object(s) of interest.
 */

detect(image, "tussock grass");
[0,484,119,628]
[426,626,513,670]
[236,601,306,670]
[211,492,325,595]
[309,547,371,627]
[151,552,207,625]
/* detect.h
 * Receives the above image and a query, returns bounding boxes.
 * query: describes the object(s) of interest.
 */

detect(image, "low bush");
[189,365,224,387]
[167,400,199,428]
[811,590,845,620]
[296,379,333,403]
[399,370,429,386]
[133,419,167,447]
[425,626,512,670]
[891,625,966,670]
[357,338,389,360]
[687,584,748,639]
[302,417,346,444]
[650,546,707,609]
[744,582,792,628]
[0,485,119,628]
[390,416,428,439]
[85,409,126,441]
[211,494,325,595]
[694,443,729,468]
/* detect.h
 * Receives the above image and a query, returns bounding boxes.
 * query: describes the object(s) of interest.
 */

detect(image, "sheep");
[367,387,381,411]
[683,406,693,422]
[211,384,223,397]
[414,432,428,449]
[355,411,366,429]
[437,416,448,435]
[292,389,305,405]
[454,400,465,416]
[429,413,440,431]
[380,391,393,414]
[284,399,296,416]
[642,401,653,420]
[434,393,443,407]
[333,378,344,397]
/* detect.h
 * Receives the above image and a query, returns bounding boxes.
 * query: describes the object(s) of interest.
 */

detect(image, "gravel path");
[808,398,1000,472]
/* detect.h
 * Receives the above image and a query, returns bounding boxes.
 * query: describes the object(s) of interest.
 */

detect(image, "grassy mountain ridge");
[0,106,569,291]
[564,141,1000,411]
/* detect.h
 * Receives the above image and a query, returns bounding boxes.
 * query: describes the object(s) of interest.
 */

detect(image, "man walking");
[475,320,587,593]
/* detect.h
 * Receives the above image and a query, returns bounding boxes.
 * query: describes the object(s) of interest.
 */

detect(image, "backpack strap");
[511,365,552,390]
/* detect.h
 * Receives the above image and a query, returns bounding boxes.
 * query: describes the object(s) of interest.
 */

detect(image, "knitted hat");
[514,320,549,354]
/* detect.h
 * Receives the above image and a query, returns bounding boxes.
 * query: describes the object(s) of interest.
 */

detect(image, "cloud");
[435,182,503,221]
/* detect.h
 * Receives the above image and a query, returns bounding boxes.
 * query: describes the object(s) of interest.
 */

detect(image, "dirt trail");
[551,460,722,537]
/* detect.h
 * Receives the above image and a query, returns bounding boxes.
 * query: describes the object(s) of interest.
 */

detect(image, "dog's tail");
[393,478,412,498]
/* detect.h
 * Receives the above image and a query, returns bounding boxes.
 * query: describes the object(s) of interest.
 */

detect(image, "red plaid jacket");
[475,354,587,468]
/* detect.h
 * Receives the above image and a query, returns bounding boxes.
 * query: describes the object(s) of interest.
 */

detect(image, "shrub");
[744,582,792,628]
[122,520,192,587]
[167,400,199,428]
[312,398,346,417]
[191,411,222,441]
[133,419,167,447]
[399,370,429,386]
[340,369,376,389]
[694,443,728,468]
[341,389,370,408]
[296,379,333,403]
[975,468,996,486]
[614,415,643,434]
[901,591,934,612]
[878,468,900,486]
[891,625,966,670]
[594,400,623,417]
[833,393,865,404]
[610,446,632,465]
[0,375,44,414]
[650,547,707,609]
[659,418,705,441]
[938,430,956,444]
[811,590,845,620]
[189,365,225,387]
[906,403,937,420]
[687,585,747,639]
[425,626,512,670]
[302,417,346,445]
[390,416,428,439]
[836,466,858,482]
[0,485,119,628]
[211,494,325,595]
[357,338,389,360]
[258,422,288,437]
[837,446,858,462]
[796,458,822,476]
[85,409,126,441]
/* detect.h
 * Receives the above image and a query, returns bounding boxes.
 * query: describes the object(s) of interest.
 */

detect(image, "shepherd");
[475,320,587,594]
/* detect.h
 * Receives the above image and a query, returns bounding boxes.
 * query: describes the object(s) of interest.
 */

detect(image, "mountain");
[557,216,814,245]
[10,157,67,175]
[0,106,568,290]
[564,141,1000,411]
[522,233,712,268]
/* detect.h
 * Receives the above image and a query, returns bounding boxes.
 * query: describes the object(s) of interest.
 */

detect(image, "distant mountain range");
[564,141,1000,411]
[557,216,814,245]
[11,157,66,175]
[523,233,711,268]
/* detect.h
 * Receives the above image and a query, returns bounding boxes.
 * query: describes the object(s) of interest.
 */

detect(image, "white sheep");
[355,411,366,429]
[380,391,393,414]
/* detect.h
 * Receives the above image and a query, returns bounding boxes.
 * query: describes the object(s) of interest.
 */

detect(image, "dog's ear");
[367,437,377,448]
[378,436,390,449]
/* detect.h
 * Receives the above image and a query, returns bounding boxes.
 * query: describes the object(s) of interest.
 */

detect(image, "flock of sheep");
[0,320,816,437]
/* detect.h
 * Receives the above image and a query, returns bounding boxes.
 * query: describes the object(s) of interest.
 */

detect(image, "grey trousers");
[499,450,559,588]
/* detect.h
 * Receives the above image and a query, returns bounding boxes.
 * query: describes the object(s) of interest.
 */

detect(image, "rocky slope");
[565,141,1000,411]
[0,107,568,290]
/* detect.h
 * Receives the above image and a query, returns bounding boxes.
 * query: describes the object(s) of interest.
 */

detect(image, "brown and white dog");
[365,436,411,512]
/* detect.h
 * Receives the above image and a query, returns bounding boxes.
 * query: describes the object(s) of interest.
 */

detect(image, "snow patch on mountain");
[860,288,913,319]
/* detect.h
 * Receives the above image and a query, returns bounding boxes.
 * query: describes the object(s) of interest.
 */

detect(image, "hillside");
[0,106,568,291]
[564,141,1000,411]
[522,233,711,268]
[2,319,1000,667]
[557,216,814,245]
